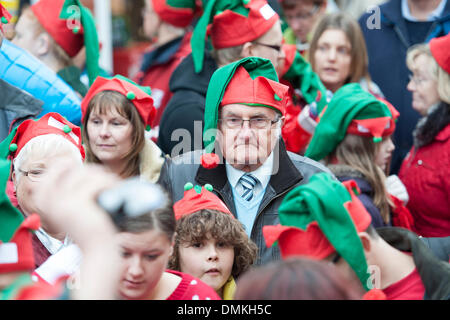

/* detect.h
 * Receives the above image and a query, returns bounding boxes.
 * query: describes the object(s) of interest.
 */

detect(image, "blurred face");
[178,236,234,296]
[375,136,395,171]
[218,104,282,171]
[87,106,133,167]
[407,54,440,116]
[13,152,82,217]
[250,21,284,70]
[117,229,173,300]
[284,1,326,43]
[142,0,161,40]
[314,29,352,92]
[11,13,39,55]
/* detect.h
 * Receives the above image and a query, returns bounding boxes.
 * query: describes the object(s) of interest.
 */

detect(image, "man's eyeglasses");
[219,117,280,129]
[285,4,320,22]
[253,42,282,53]
[18,168,46,182]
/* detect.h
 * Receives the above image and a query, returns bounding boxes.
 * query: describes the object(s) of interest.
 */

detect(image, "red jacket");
[399,124,450,237]
[134,33,192,131]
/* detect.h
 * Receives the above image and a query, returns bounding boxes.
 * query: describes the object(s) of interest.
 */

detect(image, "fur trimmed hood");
[139,139,165,183]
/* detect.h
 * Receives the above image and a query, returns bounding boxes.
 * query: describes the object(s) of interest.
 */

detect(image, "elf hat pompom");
[266,172,373,291]
[203,56,287,154]
[0,159,40,273]
[305,83,395,161]
[0,3,12,32]
[173,183,233,220]
[0,113,85,162]
[429,33,450,75]
[31,0,100,85]
[191,0,279,73]
[81,75,156,129]
[151,0,199,28]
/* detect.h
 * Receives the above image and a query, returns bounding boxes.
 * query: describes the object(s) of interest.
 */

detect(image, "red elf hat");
[3,112,85,161]
[81,76,156,130]
[0,214,40,273]
[0,3,12,32]
[429,33,450,74]
[220,65,289,116]
[173,183,233,220]
[151,0,200,28]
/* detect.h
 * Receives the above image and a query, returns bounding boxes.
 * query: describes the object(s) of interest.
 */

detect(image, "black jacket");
[157,51,218,156]
[0,79,43,141]
[378,227,450,300]
[158,139,332,265]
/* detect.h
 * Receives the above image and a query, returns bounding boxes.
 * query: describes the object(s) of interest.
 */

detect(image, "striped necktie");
[239,173,258,201]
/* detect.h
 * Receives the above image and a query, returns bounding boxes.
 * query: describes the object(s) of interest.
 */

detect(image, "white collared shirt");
[225,152,274,198]
[402,0,447,21]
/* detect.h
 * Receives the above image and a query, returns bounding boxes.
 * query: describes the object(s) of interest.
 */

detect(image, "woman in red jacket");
[399,34,450,237]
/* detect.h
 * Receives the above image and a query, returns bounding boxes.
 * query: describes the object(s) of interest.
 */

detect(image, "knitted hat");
[81,75,156,131]
[305,83,396,161]
[0,159,40,273]
[0,112,85,162]
[31,0,100,85]
[151,0,199,28]
[280,44,328,114]
[173,183,233,220]
[191,0,279,72]
[203,56,288,154]
[263,172,372,291]
[0,3,12,32]
[429,33,450,74]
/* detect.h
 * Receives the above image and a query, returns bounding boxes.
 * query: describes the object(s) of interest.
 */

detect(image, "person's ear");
[358,231,372,254]
[241,42,254,58]
[34,32,51,56]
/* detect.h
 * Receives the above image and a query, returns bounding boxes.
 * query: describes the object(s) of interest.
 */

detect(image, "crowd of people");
[0,0,449,301]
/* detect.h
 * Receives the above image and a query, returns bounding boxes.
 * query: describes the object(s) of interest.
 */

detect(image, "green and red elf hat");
[0,159,40,273]
[191,0,279,73]
[173,183,233,220]
[0,112,85,162]
[305,83,397,162]
[280,44,328,114]
[0,3,12,32]
[429,33,450,74]
[263,172,372,291]
[31,0,100,85]
[151,0,200,28]
[201,57,289,167]
[81,75,156,132]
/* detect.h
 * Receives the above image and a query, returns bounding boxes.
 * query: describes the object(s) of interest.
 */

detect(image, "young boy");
[168,183,258,299]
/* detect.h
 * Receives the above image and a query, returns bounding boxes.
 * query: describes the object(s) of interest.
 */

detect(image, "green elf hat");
[203,56,288,156]
[31,0,100,85]
[173,182,233,220]
[0,159,41,273]
[0,3,12,32]
[81,75,156,131]
[191,0,279,73]
[263,172,373,291]
[280,44,328,114]
[151,0,199,28]
[305,83,397,161]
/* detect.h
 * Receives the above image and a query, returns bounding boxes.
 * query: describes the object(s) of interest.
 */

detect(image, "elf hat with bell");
[31,0,100,85]
[305,83,397,161]
[280,44,328,114]
[173,183,233,220]
[0,3,12,32]
[191,0,279,73]
[151,0,200,28]
[81,75,156,131]
[263,172,372,291]
[203,56,289,156]
[429,33,450,75]
[0,159,40,273]
[0,112,85,162]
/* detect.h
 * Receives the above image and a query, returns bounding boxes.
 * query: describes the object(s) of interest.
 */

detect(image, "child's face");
[375,136,395,172]
[178,235,234,296]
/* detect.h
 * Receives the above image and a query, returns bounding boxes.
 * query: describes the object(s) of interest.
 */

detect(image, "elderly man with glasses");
[158,57,331,265]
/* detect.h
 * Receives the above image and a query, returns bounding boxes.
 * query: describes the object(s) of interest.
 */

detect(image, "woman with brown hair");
[81,76,164,181]
[308,12,383,96]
